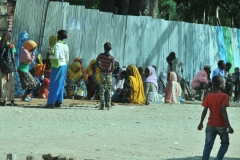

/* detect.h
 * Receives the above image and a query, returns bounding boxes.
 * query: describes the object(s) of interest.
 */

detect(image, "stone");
[6,154,16,160]
[6,154,12,160]
[42,153,59,160]
[26,155,35,160]
[69,158,76,160]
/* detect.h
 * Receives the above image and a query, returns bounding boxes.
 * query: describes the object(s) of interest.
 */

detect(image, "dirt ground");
[0,98,239,160]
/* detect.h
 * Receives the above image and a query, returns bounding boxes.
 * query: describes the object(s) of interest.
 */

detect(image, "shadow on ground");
[166,156,240,160]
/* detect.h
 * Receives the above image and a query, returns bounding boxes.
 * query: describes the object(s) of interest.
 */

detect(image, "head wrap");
[145,66,158,89]
[86,59,100,82]
[127,64,146,104]
[23,40,37,52]
[37,54,43,64]
[0,31,12,54]
[68,62,82,82]
[49,35,57,48]
[204,64,211,69]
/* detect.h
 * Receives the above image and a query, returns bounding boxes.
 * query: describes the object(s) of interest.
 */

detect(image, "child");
[198,75,234,160]
[96,42,115,110]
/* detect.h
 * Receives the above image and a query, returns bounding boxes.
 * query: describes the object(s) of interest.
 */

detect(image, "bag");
[1,46,15,73]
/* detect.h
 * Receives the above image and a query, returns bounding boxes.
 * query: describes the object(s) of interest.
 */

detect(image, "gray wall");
[11,0,240,82]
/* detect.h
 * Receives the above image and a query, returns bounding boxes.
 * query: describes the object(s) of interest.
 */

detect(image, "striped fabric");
[97,53,115,74]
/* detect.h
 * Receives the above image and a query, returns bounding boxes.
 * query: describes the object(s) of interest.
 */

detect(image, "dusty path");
[0,98,239,160]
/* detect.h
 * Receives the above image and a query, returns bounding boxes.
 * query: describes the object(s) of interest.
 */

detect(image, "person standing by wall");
[96,42,115,110]
[18,40,38,102]
[0,32,17,106]
[45,30,69,108]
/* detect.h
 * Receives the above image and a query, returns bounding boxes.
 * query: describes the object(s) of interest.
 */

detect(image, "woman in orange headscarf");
[85,59,100,99]
[18,40,38,102]
[73,58,87,82]
[164,71,181,104]
[119,64,145,104]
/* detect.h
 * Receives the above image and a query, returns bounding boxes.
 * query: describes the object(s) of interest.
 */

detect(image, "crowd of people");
[0,30,236,160]
[0,30,239,108]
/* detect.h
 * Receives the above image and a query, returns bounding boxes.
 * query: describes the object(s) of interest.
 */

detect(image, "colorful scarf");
[86,59,100,82]
[74,58,87,81]
[145,66,158,89]
[68,62,82,82]
[127,64,146,104]
[164,72,181,104]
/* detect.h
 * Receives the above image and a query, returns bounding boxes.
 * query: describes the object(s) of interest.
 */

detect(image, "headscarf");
[23,40,37,52]
[49,36,57,49]
[86,59,100,82]
[145,66,158,89]
[127,64,146,104]
[0,31,12,54]
[74,58,87,81]
[164,72,181,104]
[34,54,45,78]
[68,62,82,82]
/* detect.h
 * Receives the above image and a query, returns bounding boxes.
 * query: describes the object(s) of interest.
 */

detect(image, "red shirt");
[202,92,229,127]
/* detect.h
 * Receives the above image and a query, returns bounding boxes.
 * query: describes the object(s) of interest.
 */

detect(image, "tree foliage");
[50,0,240,28]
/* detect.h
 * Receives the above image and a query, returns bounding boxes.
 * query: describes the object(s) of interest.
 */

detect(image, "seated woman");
[73,58,88,82]
[66,62,87,99]
[164,71,181,104]
[118,64,145,104]
[86,59,100,100]
[158,72,167,93]
[144,66,164,104]
[36,70,50,98]
[112,71,127,102]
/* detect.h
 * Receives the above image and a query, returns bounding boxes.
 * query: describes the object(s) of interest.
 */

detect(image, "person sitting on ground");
[118,64,146,104]
[191,64,211,92]
[231,67,240,101]
[164,71,181,104]
[36,70,50,98]
[166,51,194,101]
[197,75,234,160]
[138,67,146,82]
[66,61,87,99]
[158,72,167,93]
[112,70,127,102]
[86,59,100,100]
[73,58,88,82]
[144,66,164,105]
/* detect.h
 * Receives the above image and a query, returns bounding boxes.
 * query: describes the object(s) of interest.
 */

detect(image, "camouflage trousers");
[100,73,112,108]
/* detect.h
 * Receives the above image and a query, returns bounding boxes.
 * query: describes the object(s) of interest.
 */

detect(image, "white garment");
[50,42,69,66]
[112,77,125,95]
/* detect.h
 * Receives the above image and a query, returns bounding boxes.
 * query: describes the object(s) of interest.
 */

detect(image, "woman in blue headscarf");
[14,31,30,97]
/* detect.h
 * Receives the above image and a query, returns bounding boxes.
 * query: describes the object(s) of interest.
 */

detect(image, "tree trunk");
[140,0,150,16]
[149,0,158,18]
[99,0,115,13]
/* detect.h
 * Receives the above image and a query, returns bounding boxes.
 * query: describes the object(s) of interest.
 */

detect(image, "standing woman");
[0,32,16,106]
[45,30,69,108]
[14,31,30,97]
[18,40,38,102]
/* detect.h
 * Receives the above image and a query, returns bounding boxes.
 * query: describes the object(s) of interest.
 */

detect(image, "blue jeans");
[202,126,229,160]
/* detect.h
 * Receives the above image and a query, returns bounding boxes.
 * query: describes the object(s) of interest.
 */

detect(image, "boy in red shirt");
[198,75,234,160]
